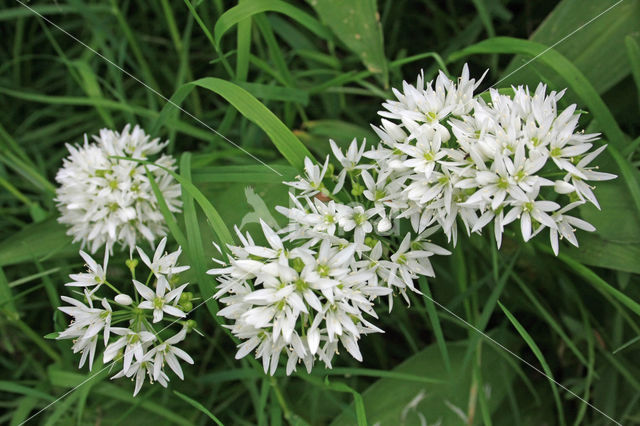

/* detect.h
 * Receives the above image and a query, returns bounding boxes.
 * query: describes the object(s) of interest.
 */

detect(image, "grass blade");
[499,301,566,426]
[174,390,224,426]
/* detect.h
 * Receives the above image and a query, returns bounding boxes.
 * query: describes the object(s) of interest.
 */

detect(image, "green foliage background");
[1,0,640,424]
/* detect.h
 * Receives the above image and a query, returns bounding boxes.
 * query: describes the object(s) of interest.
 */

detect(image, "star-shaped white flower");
[136,237,190,278]
[134,279,188,323]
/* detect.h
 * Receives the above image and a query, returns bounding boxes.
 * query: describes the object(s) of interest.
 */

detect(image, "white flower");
[134,279,188,323]
[503,186,559,242]
[58,292,112,346]
[563,145,616,208]
[136,236,190,278]
[284,156,329,196]
[111,355,169,396]
[336,204,378,247]
[330,138,371,193]
[149,328,194,381]
[548,202,596,255]
[103,327,156,372]
[66,251,108,291]
[55,124,181,253]
[57,245,194,392]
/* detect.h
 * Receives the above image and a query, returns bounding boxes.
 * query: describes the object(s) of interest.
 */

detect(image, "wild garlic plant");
[57,238,195,396]
[55,125,182,254]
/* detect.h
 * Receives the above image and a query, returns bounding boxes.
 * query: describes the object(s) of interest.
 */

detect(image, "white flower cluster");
[208,150,450,375]
[57,238,194,396]
[55,124,182,254]
[209,65,614,374]
[367,65,615,254]
[208,218,448,376]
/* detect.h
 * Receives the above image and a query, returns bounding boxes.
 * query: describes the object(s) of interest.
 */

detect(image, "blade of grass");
[299,375,367,426]
[145,167,188,249]
[123,157,233,247]
[213,0,330,48]
[419,277,451,374]
[174,390,224,426]
[625,35,640,107]
[499,301,566,426]
[180,152,220,319]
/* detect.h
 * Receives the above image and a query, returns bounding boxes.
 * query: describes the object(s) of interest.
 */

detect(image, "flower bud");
[115,294,133,306]
[125,258,138,273]
[377,217,392,233]
[554,180,574,194]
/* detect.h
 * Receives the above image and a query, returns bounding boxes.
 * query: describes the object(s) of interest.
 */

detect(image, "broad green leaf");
[0,217,74,267]
[303,376,366,426]
[564,179,640,273]
[214,0,331,47]
[626,34,640,106]
[180,153,220,319]
[192,164,297,184]
[236,81,309,106]
[501,0,640,95]
[308,0,388,86]
[331,333,517,425]
[152,78,313,172]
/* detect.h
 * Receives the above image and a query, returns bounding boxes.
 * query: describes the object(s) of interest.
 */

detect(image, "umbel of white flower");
[55,124,182,254]
[208,215,449,375]
[209,64,615,375]
[366,65,615,253]
[56,238,194,396]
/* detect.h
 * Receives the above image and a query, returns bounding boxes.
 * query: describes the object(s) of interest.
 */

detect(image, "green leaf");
[180,153,220,319]
[501,0,640,95]
[0,381,55,402]
[214,0,331,47]
[152,78,313,172]
[0,217,74,267]
[331,333,517,425]
[301,376,367,426]
[498,302,566,426]
[563,179,640,273]
[236,81,309,105]
[191,164,297,184]
[625,34,640,106]
[145,167,188,249]
[548,246,640,318]
[0,266,16,315]
[308,0,388,85]
[118,157,234,248]
[174,391,224,426]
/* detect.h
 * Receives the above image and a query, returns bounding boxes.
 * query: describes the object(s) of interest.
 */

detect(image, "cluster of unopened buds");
[56,238,195,395]
[208,64,614,374]
[55,64,614,386]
